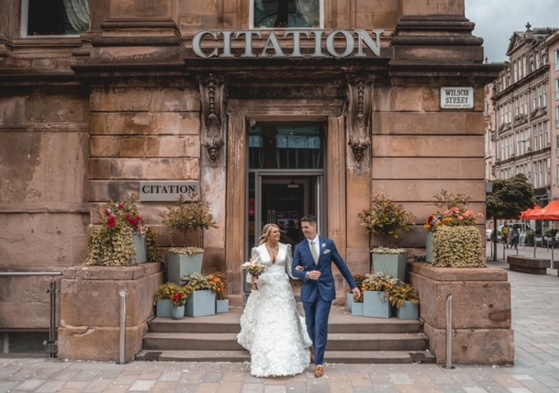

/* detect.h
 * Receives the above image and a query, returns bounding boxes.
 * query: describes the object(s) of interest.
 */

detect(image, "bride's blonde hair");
[258,223,280,245]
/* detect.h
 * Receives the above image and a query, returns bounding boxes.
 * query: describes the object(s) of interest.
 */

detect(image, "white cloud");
[466,0,559,62]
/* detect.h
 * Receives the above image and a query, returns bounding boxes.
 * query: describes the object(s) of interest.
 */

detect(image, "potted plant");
[358,194,415,279]
[347,274,366,313]
[170,288,190,320]
[85,194,157,266]
[424,190,485,267]
[182,273,217,317]
[209,272,229,313]
[388,282,420,320]
[161,196,218,284]
[361,272,398,318]
[153,282,184,318]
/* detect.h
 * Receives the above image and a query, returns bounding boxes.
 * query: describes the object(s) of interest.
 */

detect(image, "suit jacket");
[291,236,357,302]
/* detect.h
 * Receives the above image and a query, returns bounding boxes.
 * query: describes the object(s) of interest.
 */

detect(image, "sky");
[466,0,559,63]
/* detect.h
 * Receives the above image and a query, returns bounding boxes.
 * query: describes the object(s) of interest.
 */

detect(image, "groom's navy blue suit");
[291,236,357,366]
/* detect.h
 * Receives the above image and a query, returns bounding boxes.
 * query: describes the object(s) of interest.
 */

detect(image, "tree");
[486,174,535,260]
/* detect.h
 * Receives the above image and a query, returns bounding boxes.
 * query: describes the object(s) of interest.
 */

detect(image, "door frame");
[225,99,347,301]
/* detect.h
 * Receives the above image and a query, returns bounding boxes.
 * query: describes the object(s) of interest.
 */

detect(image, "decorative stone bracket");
[346,77,373,168]
[199,74,226,166]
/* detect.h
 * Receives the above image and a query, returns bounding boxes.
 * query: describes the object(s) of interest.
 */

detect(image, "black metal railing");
[0,271,63,357]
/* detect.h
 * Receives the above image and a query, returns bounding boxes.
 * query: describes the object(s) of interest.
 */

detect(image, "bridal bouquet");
[241,260,266,290]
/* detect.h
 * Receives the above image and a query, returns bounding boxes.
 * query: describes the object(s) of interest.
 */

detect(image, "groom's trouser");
[303,297,332,365]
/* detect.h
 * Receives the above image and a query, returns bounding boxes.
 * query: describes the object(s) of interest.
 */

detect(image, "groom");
[291,214,361,378]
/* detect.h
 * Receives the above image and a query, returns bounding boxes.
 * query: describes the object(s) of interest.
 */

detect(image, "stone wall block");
[0,97,26,126]
[400,0,464,17]
[88,159,112,179]
[119,137,146,157]
[371,180,486,204]
[91,136,121,157]
[146,135,200,158]
[390,87,423,111]
[90,112,200,136]
[346,247,370,275]
[90,88,199,112]
[372,135,483,157]
[409,262,514,364]
[97,47,182,63]
[358,0,398,13]
[110,158,199,179]
[373,112,469,135]
[180,0,219,15]
[372,157,484,179]
[25,96,89,124]
[109,0,177,20]
[393,46,483,63]
[57,324,147,362]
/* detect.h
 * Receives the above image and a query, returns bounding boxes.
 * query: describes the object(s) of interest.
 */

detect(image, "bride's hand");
[295,265,304,271]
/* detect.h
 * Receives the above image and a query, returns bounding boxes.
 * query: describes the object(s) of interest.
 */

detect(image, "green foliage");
[168,246,204,255]
[85,224,134,266]
[358,194,416,239]
[371,247,406,254]
[486,174,536,220]
[182,273,214,291]
[146,227,162,262]
[431,190,471,211]
[153,282,184,303]
[433,226,486,268]
[161,196,218,247]
[360,272,420,308]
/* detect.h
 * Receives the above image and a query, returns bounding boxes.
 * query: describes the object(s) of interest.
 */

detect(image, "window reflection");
[249,124,324,169]
[254,0,320,28]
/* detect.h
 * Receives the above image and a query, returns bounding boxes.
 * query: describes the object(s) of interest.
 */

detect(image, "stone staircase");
[137,306,435,364]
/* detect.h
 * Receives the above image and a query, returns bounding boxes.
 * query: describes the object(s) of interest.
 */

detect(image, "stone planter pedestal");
[58,262,164,362]
[409,262,514,365]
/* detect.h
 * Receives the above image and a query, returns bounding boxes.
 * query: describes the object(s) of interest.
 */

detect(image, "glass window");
[23,0,89,36]
[248,124,324,169]
[253,0,321,28]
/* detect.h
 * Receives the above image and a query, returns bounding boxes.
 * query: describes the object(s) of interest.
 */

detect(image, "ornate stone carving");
[347,78,373,168]
[199,74,226,166]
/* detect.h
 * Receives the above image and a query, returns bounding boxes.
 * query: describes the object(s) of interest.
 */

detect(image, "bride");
[237,223,312,377]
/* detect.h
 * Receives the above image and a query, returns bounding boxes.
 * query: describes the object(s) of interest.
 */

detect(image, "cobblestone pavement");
[1,245,558,393]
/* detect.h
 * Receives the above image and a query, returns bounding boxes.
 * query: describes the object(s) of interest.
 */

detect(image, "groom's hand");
[352,287,361,299]
[307,270,321,280]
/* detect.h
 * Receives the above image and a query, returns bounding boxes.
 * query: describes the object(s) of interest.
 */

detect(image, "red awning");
[520,205,542,220]
[528,201,559,221]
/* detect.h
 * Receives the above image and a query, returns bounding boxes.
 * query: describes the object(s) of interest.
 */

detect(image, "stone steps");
[138,306,435,364]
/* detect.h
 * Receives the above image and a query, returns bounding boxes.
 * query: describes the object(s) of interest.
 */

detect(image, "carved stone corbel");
[198,74,226,166]
[347,78,373,168]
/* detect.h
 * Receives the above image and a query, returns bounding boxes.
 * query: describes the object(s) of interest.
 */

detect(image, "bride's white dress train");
[237,243,312,377]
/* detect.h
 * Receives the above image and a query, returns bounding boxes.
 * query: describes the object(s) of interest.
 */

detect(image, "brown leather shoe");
[310,347,315,364]
[314,365,324,378]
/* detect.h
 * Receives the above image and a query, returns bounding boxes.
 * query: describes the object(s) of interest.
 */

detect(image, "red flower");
[107,215,117,228]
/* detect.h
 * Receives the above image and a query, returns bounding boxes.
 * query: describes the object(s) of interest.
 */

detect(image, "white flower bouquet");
[241,260,266,290]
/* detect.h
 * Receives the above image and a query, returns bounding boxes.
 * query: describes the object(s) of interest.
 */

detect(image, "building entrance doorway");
[246,123,326,261]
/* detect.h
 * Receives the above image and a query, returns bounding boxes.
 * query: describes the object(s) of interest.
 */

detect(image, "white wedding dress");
[237,243,312,377]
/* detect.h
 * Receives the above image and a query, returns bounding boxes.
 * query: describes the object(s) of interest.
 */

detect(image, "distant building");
[488,24,559,209]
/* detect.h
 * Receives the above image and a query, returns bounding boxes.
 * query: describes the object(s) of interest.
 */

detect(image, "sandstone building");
[0,0,508,363]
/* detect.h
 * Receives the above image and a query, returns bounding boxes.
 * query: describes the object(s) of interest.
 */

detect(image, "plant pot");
[371,253,407,281]
[346,292,353,312]
[216,299,229,314]
[156,299,173,318]
[166,252,203,285]
[363,290,391,318]
[351,302,363,316]
[171,305,185,320]
[132,233,147,264]
[425,232,434,263]
[396,301,419,320]
[185,289,215,317]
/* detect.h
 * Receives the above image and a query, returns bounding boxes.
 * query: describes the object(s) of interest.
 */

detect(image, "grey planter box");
[166,252,203,285]
[426,232,434,263]
[132,234,147,264]
[363,290,391,318]
[351,302,363,316]
[216,299,229,314]
[346,292,353,312]
[186,289,215,317]
[156,299,173,318]
[371,253,407,281]
[396,301,419,320]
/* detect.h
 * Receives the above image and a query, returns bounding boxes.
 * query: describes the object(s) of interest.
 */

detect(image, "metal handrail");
[0,271,63,357]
